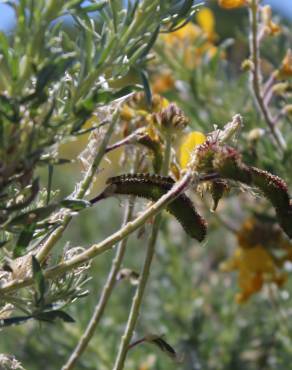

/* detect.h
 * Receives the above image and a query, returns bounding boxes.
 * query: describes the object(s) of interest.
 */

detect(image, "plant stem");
[248,0,286,151]
[0,170,193,295]
[112,133,172,370]
[61,199,136,370]
[36,109,119,264]
[112,217,160,370]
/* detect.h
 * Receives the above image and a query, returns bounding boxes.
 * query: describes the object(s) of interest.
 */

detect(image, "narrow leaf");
[35,310,75,323]
[139,70,152,109]
[32,256,46,305]
[13,223,36,258]
[61,199,91,211]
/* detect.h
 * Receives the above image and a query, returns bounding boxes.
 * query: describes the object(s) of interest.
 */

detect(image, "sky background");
[0,0,291,31]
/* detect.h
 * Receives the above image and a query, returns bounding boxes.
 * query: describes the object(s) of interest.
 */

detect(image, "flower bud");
[272,82,290,96]
[241,59,254,72]
[153,103,189,134]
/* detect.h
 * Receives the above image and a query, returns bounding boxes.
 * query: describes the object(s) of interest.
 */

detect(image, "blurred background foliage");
[0,0,292,369]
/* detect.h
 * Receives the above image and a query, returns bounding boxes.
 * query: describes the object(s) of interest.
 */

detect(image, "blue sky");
[0,0,291,31]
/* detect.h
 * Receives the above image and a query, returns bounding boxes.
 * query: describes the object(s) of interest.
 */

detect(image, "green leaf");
[7,203,59,230]
[46,164,54,205]
[0,239,9,249]
[148,335,178,361]
[139,70,152,110]
[0,315,33,328]
[75,85,142,117]
[79,1,107,13]
[35,310,75,323]
[13,223,36,258]
[138,26,160,61]
[35,55,75,94]
[0,94,18,122]
[61,199,91,211]
[1,178,39,211]
[32,256,47,305]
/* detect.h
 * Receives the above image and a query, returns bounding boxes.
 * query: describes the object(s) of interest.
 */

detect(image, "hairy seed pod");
[250,167,292,238]
[106,174,207,241]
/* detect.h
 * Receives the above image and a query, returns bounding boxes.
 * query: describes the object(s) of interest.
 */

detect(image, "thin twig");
[36,109,119,263]
[61,198,136,370]
[248,0,286,151]
[105,131,147,154]
[112,132,172,370]
[112,217,160,370]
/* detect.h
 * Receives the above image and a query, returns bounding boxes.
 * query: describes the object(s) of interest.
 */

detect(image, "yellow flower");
[218,0,247,9]
[161,22,219,70]
[220,217,292,303]
[162,23,200,45]
[179,131,206,169]
[152,71,175,94]
[265,21,281,36]
[196,7,216,41]
[236,270,263,303]
[120,104,136,121]
[262,5,282,36]
[240,246,275,274]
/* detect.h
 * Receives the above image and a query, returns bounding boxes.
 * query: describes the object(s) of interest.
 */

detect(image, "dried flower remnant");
[220,218,292,303]
[277,49,292,78]
[0,354,26,370]
[261,5,281,36]
[153,103,189,135]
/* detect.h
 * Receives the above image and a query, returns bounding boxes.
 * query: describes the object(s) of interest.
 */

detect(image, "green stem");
[112,134,172,370]
[112,218,160,370]
[61,198,136,370]
[249,0,286,151]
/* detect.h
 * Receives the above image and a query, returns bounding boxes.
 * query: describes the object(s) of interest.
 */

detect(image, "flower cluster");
[152,7,218,94]
[220,218,292,303]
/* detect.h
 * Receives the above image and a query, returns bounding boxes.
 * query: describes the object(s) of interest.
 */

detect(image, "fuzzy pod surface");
[107,173,207,241]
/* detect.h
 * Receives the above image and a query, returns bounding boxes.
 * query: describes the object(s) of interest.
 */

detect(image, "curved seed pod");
[211,146,291,238]
[107,174,207,241]
[250,167,292,238]
[250,167,290,210]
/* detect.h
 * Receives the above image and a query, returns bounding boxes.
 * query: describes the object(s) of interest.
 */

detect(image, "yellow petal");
[196,7,215,36]
[162,23,201,45]
[152,72,175,94]
[179,131,206,169]
[241,246,276,273]
[218,0,246,9]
